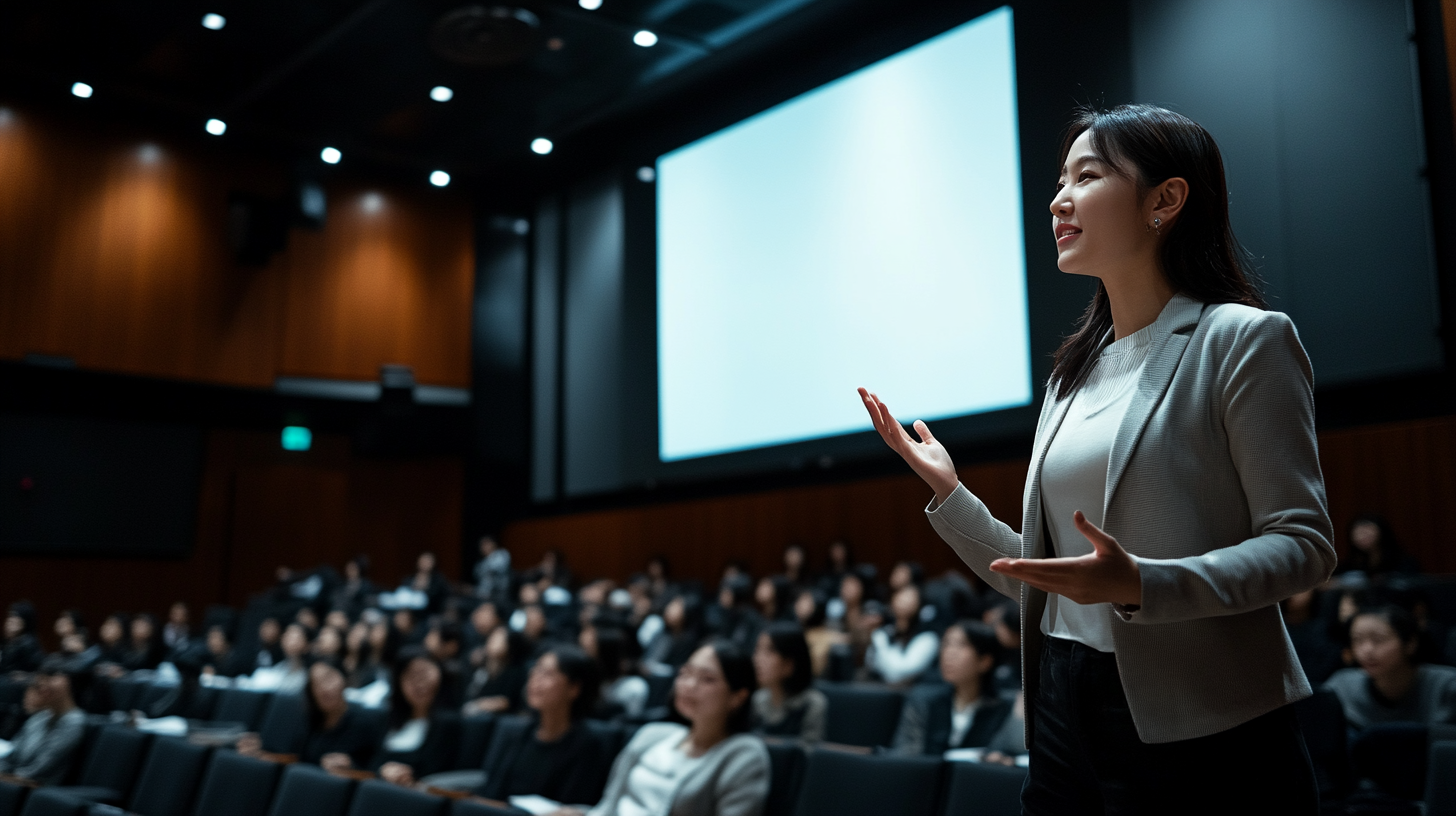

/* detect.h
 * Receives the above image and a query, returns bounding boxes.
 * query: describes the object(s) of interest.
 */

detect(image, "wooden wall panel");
[0,429,464,650]
[0,105,474,389]
[503,418,1456,589]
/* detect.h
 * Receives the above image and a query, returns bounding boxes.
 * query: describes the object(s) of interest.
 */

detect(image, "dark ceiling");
[0,0,887,188]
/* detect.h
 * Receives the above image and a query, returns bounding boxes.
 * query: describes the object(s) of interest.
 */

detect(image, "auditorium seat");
[54,725,153,805]
[126,736,211,816]
[265,765,355,816]
[764,741,806,816]
[213,689,269,731]
[941,760,1026,816]
[448,800,519,816]
[644,675,674,710]
[344,779,447,816]
[257,694,307,754]
[0,781,28,816]
[792,749,942,816]
[1426,740,1456,816]
[104,679,146,713]
[454,715,497,771]
[1291,689,1352,803]
[190,750,283,816]
[817,683,905,748]
[14,789,87,816]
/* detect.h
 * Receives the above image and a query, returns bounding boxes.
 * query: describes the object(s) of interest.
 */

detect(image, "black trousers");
[1021,636,1319,816]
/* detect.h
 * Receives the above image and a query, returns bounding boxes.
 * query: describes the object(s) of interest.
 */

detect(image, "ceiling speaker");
[431,6,541,66]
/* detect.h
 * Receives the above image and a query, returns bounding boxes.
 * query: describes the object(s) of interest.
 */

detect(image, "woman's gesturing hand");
[858,387,959,504]
[989,511,1142,606]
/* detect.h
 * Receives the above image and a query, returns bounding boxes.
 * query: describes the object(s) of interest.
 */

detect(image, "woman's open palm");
[858,387,959,502]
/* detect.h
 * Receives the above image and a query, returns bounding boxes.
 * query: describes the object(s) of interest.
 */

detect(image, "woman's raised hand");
[858,387,959,503]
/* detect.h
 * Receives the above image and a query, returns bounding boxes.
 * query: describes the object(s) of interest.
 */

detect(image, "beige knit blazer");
[927,294,1337,744]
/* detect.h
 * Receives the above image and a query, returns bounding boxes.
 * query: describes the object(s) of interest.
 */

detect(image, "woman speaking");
[859,104,1334,815]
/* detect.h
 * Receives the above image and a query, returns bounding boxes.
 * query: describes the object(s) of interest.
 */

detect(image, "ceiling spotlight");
[633,30,658,47]
[320,147,342,164]
[429,170,451,187]
[579,0,602,9]
[205,118,227,136]
[430,85,454,102]
[71,82,93,98]
[201,13,226,30]
[531,138,553,155]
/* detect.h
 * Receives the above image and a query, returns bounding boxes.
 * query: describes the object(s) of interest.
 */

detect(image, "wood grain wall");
[502,415,1456,588]
[0,429,464,648]
[0,105,473,389]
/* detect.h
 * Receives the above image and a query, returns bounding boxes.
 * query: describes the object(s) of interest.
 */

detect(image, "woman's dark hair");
[387,648,443,730]
[720,574,754,608]
[892,560,924,588]
[1348,603,1420,660]
[760,622,814,697]
[1050,104,1265,401]
[760,576,796,621]
[501,629,533,665]
[303,661,347,733]
[7,601,36,637]
[666,592,705,635]
[592,626,631,682]
[946,619,1002,669]
[889,584,925,646]
[795,589,828,629]
[1343,513,1408,574]
[710,639,758,735]
[543,644,601,722]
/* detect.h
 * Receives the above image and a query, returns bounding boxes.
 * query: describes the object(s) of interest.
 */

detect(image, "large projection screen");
[656,6,1031,463]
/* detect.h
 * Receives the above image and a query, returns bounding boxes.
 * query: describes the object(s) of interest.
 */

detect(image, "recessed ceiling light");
[636,166,656,183]
[320,147,341,164]
[201,13,226,30]
[430,86,454,102]
[531,138,553,155]
[71,82,93,98]
[633,30,658,47]
[429,170,451,187]
[205,118,227,136]
[579,0,602,9]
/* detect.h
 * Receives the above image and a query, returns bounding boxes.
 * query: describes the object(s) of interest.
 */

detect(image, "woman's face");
[281,624,309,658]
[753,634,793,691]
[207,628,229,655]
[486,627,509,662]
[472,603,500,636]
[526,653,580,715]
[314,627,343,657]
[1350,614,1415,681]
[367,621,388,651]
[674,645,746,729]
[346,622,369,653]
[1350,521,1381,553]
[939,627,991,686]
[54,615,75,638]
[888,564,911,591]
[840,575,863,606]
[891,586,920,622]
[755,579,775,608]
[578,626,598,658]
[664,597,685,630]
[1050,130,1153,278]
[99,617,123,645]
[784,547,804,572]
[309,663,348,715]
[325,611,349,631]
[400,658,441,713]
[131,617,153,643]
[794,592,815,625]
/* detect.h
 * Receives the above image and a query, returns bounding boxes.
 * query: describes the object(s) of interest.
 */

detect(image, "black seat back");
[818,683,905,748]
[257,694,307,754]
[190,750,283,816]
[266,765,355,816]
[764,741,807,816]
[1427,740,1456,816]
[941,760,1026,816]
[344,779,447,816]
[213,689,269,731]
[793,750,943,816]
[455,715,496,770]
[127,736,212,816]
[78,725,153,801]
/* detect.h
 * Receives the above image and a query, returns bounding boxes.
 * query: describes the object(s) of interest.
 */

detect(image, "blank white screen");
[657,6,1031,462]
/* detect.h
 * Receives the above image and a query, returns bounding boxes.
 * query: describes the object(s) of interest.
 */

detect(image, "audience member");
[363,651,462,785]
[751,623,827,742]
[641,594,704,676]
[240,661,382,768]
[199,624,238,677]
[0,658,86,785]
[1,602,43,675]
[1282,589,1344,685]
[476,645,610,806]
[555,640,768,816]
[887,561,924,594]
[332,555,378,618]
[708,574,762,651]
[525,549,573,591]
[464,627,531,714]
[779,545,808,588]
[1337,514,1420,578]
[754,576,795,624]
[424,621,466,708]
[313,625,344,663]
[248,622,310,693]
[792,589,845,678]
[892,620,1012,755]
[1324,603,1456,728]
[401,552,450,616]
[162,602,192,655]
[643,554,673,601]
[120,613,164,673]
[815,540,854,599]
[581,624,648,720]
[866,584,939,686]
[252,617,284,672]
[474,537,513,604]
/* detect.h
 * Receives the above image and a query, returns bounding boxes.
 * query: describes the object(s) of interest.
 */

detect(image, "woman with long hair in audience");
[463,626,531,714]
[580,623,648,720]
[792,589,845,678]
[1335,514,1420,578]
[240,661,382,769]
[476,645,611,807]
[641,593,704,676]
[119,613,164,673]
[754,576,795,624]
[551,640,769,816]
[248,622,311,693]
[865,584,939,686]
[357,650,462,786]
[860,103,1333,812]
[342,620,380,688]
[708,574,762,651]
[1,602,44,675]
[751,622,827,742]
[892,620,1013,755]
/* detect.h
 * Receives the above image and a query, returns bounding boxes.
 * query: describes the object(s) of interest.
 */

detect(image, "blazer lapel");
[1103,297,1205,515]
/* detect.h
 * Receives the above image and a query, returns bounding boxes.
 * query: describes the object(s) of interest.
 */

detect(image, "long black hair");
[1050,104,1265,401]
[711,639,757,735]
[387,648,443,730]
[541,644,601,722]
[760,622,814,697]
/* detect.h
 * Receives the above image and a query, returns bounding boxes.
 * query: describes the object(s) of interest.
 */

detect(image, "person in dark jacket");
[0,658,87,785]
[239,661,383,768]
[475,645,610,806]
[357,650,462,786]
[892,620,1013,755]
[1,602,44,675]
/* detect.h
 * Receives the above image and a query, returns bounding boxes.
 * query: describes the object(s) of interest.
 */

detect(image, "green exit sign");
[281,426,312,451]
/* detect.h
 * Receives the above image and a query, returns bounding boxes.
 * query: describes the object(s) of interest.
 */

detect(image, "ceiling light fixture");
[321,147,342,164]
[633,30,658,47]
[430,86,454,102]
[201,13,226,30]
[71,82,93,98]
[429,170,451,187]
[205,118,227,136]
[579,0,603,9]
[531,138,553,155]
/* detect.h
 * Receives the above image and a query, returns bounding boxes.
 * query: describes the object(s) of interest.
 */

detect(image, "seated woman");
[0,603,43,675]
[750,622,827,743]
[580,624,648,720]
[0,658,87,785]
[239,661,383,769]
[865,584,939,686]
[792,589,845,679]
[553,640,769,816]
[475,645,610,806]
[892,620,1013,755]
[345,650,462,786]
[463,627,531,715]
[641,593,704,677]
[246,623,311,693]
[119,613,164,673]
[1324,603,1456,728]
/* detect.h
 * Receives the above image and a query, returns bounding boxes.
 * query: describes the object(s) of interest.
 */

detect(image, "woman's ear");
[1147,177,1190,229]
